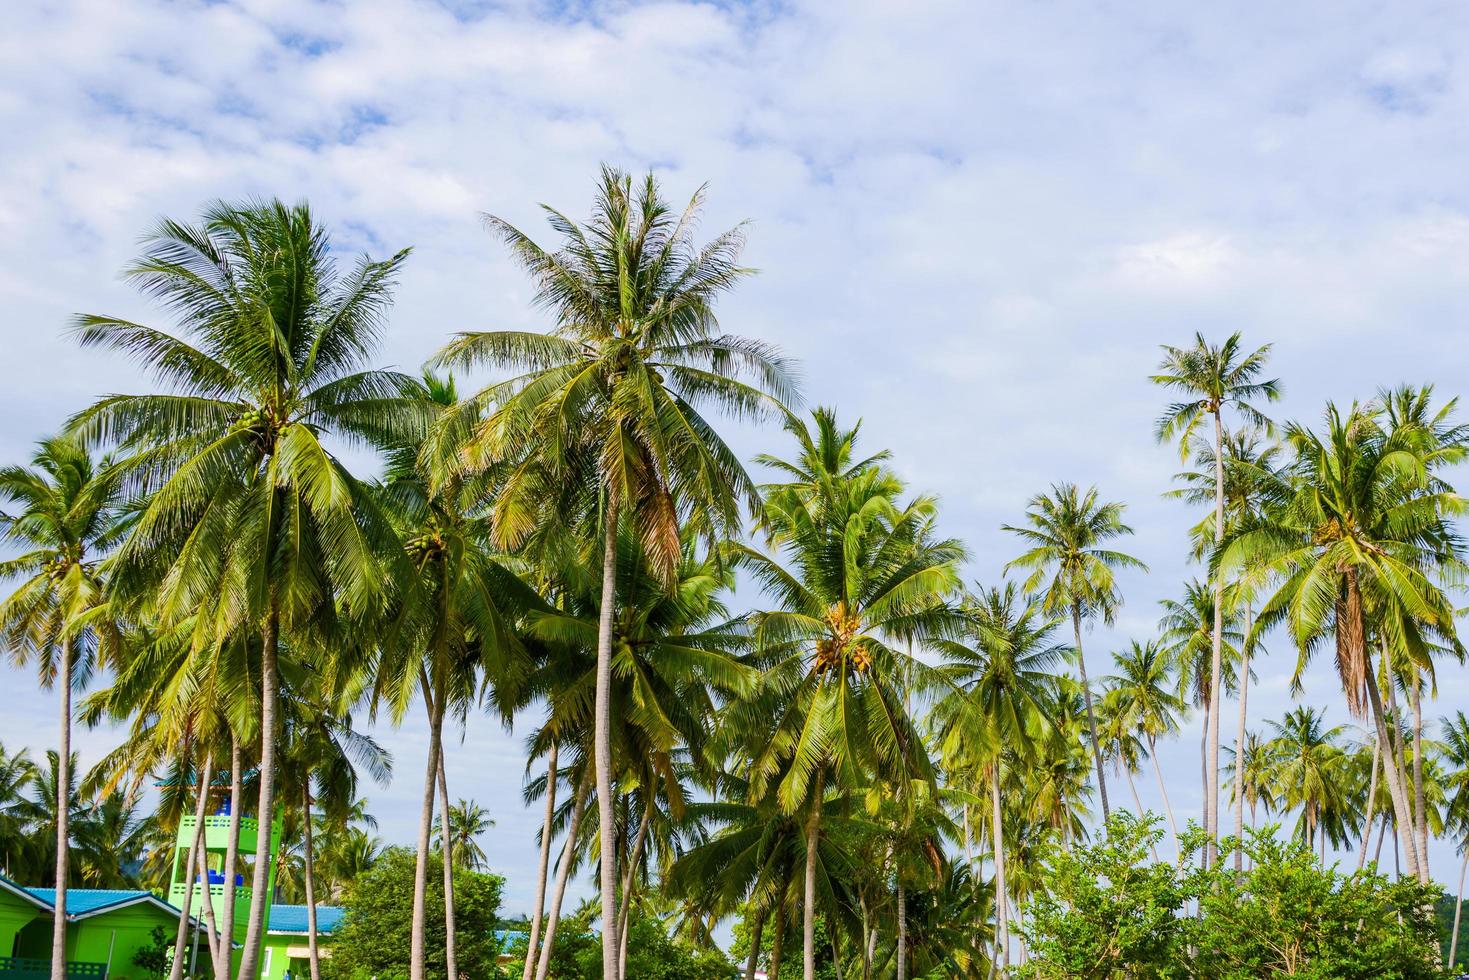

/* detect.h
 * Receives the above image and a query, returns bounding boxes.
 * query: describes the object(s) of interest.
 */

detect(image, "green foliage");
[1020,814,1446,980]
[324,847,506,980]
[131,925,171,975]
[512,904,735,980]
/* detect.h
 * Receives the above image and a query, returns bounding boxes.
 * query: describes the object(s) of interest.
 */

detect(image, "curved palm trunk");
[1449,847,1468,970]
[215,736,243,980]
[1356,736,1380,871]
[237,614,280,980]
[803,769,825,980]
[1364,640,1421,881]
[828,918,845,980]
[743,906,765,980]
[409,689,444,980]
[302,787,322,980]
[616,801,653,978]
[195,831,222,974]
[1148,736,1181,863]
[1071,608,1110,822]
[1233,603,1251,872]
[50,638,71,980]
[534,768,591,980]
[171,748,212,980]
[522,743,558,980]
[990,764,1009,975]
[594,497,621,980]
[1205,410,1225,869]
[436,752,458,980]
[1411,672,1429,879]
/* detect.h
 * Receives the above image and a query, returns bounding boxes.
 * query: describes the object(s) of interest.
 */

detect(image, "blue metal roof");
[24,889,154,915]
[266,905,345,935]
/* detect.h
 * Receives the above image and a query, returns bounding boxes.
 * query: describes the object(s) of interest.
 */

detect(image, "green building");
[0,803,345,980]
[0,873,198,980]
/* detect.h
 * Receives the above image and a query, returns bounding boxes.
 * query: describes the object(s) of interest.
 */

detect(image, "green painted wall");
[14,903,180,980]
[0,889,42,958]
[258,934,322,980]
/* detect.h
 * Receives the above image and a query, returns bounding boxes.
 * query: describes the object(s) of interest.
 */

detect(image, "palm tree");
[0,744,40,878]
[1440,711,1469,969]
[1169,428,1284,869]
[1158,579,1244,830]
[1264,708,1349,857]
[372,371,532,980]
[0,435,126,980]
[68,199,418,979]
[1222,401,1465,882]
[1105,640,1187,860]
[438,799,494,871]
[1152,331,1279,866]
[729,410,962,980]
[434,168,796,979]
[1003,483,1146,822]
[932,583,1064,973]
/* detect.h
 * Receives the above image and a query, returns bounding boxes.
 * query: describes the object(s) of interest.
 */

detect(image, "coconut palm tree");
[729,410,962,980]
[1152,331,1279,865]
[438,799,494,871]
[932,583,1064,973]
[0,435,127,980]
[1440,710,1469,969]
[1169,429,1284,868]
[1221,401,1465,882]
[0,745,40,878]
[1105,640,1187,860]
[1263,708,1350,857]
[433,168,796,979]
[68,199,418,980]
[371,371,533,980]
[1003,483,1146,822]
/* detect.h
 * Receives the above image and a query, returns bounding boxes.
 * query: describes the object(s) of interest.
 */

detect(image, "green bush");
[324,846,506,980]
[1020,814,1446,980]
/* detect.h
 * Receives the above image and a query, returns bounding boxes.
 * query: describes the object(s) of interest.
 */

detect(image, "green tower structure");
[167,804,282,975]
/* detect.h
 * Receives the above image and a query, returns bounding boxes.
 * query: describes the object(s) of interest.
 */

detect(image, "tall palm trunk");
[1364,638,1421,881]
[1233,602,1251,872]
[895,878,907,980]
[617,801,653,979]
[1449,847,1468,971]
[216,735,243,980]
[437,753,458,980]
[1411,671,1429,879]
[1148,735,1181,862]
[534,768,591,980]
[769,901,786,980]
[1072,606,1109,821]
[171,747,213,980]
[1205,409,1225,869]
[990,764,1009,975]
[302,786,322,980]
[50,637,71,980]
[1356,735,1380,871]
[237,613,279,980]
[410,687,443,980]
[195,831,223,974]
[594,496,621,980]
[522,743,558,980]
[743,906,765,980]
[803,769,825,980]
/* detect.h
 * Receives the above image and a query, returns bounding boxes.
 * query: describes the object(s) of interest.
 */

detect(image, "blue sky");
[4,0,1469,917]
